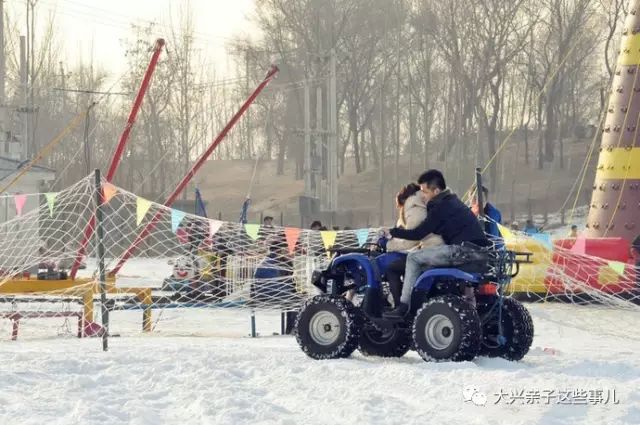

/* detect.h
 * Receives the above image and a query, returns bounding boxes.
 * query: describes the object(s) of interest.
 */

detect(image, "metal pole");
[303,80,311,197]
[19,36,27,160]
[83,102,96,175]
[94,169,109,351]
[329,50,338,211]
[475,167,485,218]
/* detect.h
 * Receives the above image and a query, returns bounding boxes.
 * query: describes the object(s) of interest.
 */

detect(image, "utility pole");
[327,49,338,211]
[315,85,322,201]
[0,0,6,155]
[379,81,384,225]
[83,102,97,175]
[20,36,27,160]
[303,79,311,197]
[59,62,66,111]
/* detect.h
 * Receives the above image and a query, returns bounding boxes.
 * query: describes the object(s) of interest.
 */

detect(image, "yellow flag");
[245,224,261,240]
[45,193,58,217]
[497,223,515,241]
[321,231,337,249]
[136,197,153,225]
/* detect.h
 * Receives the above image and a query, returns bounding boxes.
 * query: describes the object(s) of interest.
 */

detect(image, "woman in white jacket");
[385,183,443,306]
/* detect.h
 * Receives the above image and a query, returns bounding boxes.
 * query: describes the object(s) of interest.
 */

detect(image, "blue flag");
[239,198,251,224]
[195,188,207,218]
[356,229,369,247]
[171,209,186,234]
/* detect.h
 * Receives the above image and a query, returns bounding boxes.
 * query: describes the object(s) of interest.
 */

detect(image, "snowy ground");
[1,304,639,425]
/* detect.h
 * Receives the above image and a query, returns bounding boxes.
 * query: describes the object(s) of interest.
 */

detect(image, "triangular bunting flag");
[245,224,261,240]
[356,229,369,247]
[103,183,118,203]
[136,197,153,225]
[608,260,626,276]
[285,227,302,255]
[321,231,337,249]
[532,233,553,250]
[44,193,58,217]
[14,194,27,216]
[497,223,515,241]
[209,219,223,237]
[171,209,186,234]
[571,237,586,254]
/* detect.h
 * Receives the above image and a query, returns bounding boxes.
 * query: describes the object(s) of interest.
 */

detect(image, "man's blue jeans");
[400,245,462,305]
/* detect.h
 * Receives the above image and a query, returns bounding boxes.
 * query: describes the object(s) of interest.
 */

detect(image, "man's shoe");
[384,302,409,319]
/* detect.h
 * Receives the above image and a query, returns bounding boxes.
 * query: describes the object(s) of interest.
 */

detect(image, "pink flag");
[571,237,586,254]
[14,194,27,216]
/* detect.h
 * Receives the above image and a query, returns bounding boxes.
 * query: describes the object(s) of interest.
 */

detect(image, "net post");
[94,169,109,351]
[250,310,257,337]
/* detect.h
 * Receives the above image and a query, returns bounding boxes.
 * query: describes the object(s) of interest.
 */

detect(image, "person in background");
[510,221,520,231]
[569,225,579,238]
[475,185,502,248]
[310,221,323,231]
[524,219,538,235]
[631,235,640,289]
[263,216,274,228]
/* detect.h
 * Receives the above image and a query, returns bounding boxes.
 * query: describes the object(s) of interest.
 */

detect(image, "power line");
[52,87,132,96]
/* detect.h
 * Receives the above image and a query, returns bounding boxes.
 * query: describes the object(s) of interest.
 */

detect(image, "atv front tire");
[412,295,481,362]
[295,295,361,360]
[476,296,534,361]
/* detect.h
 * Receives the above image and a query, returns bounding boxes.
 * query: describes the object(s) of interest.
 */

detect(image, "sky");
[8,0,257,79]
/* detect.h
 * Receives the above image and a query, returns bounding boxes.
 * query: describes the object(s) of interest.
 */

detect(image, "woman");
[385,183,443,306]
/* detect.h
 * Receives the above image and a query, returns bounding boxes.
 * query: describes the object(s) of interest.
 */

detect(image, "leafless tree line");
[0,0,629,200]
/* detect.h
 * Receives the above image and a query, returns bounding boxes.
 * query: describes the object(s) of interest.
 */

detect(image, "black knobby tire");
[476,296,534,361]
[412,295,481,362]
[358,321,411,358]
[295,295,361,360]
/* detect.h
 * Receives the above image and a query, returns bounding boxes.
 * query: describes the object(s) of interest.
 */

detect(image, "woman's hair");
[396,183,421,207]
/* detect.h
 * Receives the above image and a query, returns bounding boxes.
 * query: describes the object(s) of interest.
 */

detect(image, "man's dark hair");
[310,220,322,229]
[417,169,446,190]
[571,225,578,230]
[263,216,274,222]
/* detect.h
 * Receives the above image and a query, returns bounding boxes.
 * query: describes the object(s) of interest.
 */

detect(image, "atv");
[294,242,534,362]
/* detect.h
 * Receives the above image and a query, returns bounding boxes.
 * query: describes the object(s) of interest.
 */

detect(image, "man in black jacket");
[385,169,489,318]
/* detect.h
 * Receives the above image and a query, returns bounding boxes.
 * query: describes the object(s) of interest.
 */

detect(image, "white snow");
[1,304,639,425]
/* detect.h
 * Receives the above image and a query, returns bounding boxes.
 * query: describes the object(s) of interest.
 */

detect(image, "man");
[385,169,489,318]
[631,235,640,289]
[569,225,579,238]
[263,216,274,228]
[476,185,502,247]
[310,220,323,231]
[524,219,538,235]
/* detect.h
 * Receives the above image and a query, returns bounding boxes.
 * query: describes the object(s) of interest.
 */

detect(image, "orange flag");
[285,227,302,254]
[103,183,118,203]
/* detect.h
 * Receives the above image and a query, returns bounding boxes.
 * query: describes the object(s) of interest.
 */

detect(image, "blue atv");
[294,243,534,362]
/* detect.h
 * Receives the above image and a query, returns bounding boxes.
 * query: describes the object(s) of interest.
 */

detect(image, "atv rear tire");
[476,296,534,361]
[358,321,410,358]
[412,295,481,362]
[295,295,361,360]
